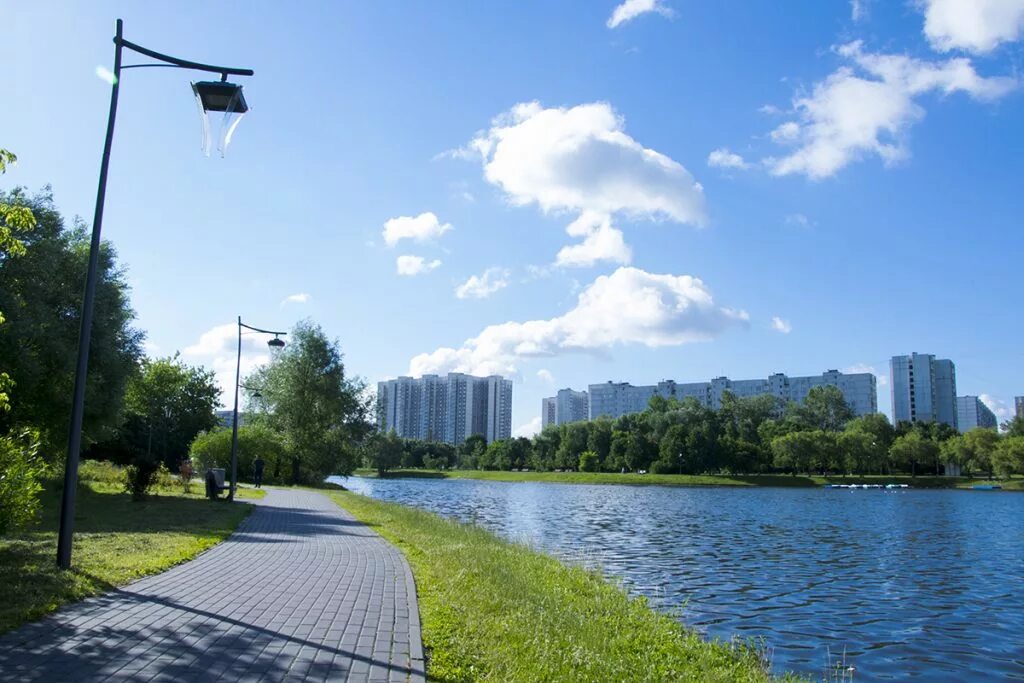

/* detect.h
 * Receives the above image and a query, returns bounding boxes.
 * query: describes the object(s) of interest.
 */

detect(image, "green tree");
[90,355,220,469]
[993,436,1024,478]
[248,321,371,483]
[458,433,487,469]
[889,431,939,477]
[556,422,589,470]
[362,430,404,477]
[960,428,1000,478]
[0,188,143,456]
[0,151,36,416]
[771,430,836,474]
[586,418,613,469]
[578,450,600,472]
[190,424,287,485]
[841,414,894,474]
[0,429,46,533]
[1001,415,1024,438]
[791,385,854,432]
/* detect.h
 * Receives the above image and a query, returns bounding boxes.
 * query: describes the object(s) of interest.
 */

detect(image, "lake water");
[333,476,1024,680]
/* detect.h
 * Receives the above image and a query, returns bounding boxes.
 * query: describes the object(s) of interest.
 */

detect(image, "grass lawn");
[327,490,800,682]
[352,468,1024,490]
[0,480,254,634]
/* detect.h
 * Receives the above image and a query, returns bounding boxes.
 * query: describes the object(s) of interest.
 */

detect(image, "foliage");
[328,490,785,682]
[993,436,1024,479]
[0,430,46,534]
[889,431,939,477]
[246,321,371,484]
[0,150,36,417]
[0,188,143,457]
[0,481,251,633]
[123,459,161,501]
[189,424,286,485]
[179,459,195,494]
[578,449,600,472]
[88,355,220,470]
[78,459,124,486]
[361,430,404,477]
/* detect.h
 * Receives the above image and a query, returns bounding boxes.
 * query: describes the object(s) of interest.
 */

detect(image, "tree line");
[1,160,372,531]
[367,386,1024,479]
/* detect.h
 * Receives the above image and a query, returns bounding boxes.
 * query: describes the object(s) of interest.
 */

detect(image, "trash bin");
[205,468,226,499]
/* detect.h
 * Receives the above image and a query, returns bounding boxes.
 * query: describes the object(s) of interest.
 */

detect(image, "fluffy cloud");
[465,101,706,266]
[409,267,747,377]
[851,0,867,21]
[980,393,1012,420]
[707,147,750,170]
[382,212,452,247]
[844,363,888,386]
[281,292,310,306]
[514,416,543,438]
[921,0,1024,53]
[765,41,1016,179]
[536,368,555,384]
[183,323,275,407]
[607,0,674,28]
[396,255,441,276]
[455,267,511,299]
[554,212,632,267]
[771,316,792,334]
[784,213,813,228]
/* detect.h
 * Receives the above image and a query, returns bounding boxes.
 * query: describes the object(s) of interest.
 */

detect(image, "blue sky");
[4,1,1024,435]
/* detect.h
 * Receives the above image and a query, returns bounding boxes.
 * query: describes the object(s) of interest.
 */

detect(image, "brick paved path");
[0,489,424,682]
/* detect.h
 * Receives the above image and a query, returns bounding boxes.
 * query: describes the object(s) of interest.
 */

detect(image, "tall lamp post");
[57,19,254,570]
[230,319,286,501]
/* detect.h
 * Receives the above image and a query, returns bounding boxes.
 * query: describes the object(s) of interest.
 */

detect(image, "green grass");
[0,480,253,633]
[327,490,800,682]
[353,468,1023,490]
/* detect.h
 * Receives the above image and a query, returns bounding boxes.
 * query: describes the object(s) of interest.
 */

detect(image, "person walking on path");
[253,456,265,488]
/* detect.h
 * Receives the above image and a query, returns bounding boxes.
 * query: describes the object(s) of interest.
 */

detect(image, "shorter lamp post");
[229,317,286,500]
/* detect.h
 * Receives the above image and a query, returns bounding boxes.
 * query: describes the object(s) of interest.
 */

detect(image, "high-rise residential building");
[1016,396,1024,419]
[586,369,877,420]
[555,388,589,425]
[541,397,556,430]
[890,353,957,429]
[376,372,512,445]
[956,396,998,432]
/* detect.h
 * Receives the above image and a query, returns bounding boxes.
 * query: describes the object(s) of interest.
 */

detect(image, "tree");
[90,355,220,469]
[0,188,143,456]
[247,321,371,484]
[889,431,939,477]
[1001,415,1024,438]
[556,422,589,470]
[771,430,836,474]
[841,414,894,474]
[993,437,1024,479]
[586,418,613,468]
[458,433,487,469]
[0,151,36,416]
[362,430,404,477]
[960,428,1000,478]
[578,450,600,472]
[190,424,287,485]
[792,386,854,432]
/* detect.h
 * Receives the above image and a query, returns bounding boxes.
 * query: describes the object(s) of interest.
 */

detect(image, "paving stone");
[0,489,425,682]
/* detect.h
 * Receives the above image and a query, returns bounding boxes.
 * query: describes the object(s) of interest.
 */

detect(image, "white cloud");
[784,213,813,228]
[143,340,161,356]
[409,266,747,377]
[464,101,707,266]
[607,0,674,28]
[183,323,278,408]
[980,393,1012,420]
[921,0,1024,53]
[765,41,1016,179]
[383,212,452,247]
[758,104,783,115]
[396,255,441,276]
[851,0,868,22]
[514,416,543,439]
[281,292,311,306]
[771,316,792,334]
[554,211,632,267]
[844,363,888,386]
[536,369,555,384]
[455,267,511,299]
[707,147,750,170]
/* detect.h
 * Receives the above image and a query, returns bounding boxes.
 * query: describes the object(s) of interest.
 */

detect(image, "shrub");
[78,459,123,486]
[0,430,47,534]
[578,450,600,473]
[179,459,195,494]
[123,458,160,501]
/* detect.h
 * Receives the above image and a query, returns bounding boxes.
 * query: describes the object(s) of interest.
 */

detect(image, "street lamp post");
[229,318,286,501]
[57,19,254,569]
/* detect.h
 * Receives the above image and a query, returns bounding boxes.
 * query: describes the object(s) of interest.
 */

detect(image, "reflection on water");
[333,476,1024,680]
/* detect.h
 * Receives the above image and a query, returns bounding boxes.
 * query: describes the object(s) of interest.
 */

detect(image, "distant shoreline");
[350,468,1024,491]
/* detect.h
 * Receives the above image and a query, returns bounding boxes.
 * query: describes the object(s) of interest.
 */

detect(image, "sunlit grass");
[328,490,801,682]
[0,480,252,633]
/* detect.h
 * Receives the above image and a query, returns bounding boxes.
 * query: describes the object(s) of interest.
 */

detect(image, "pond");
[333,476,1024,680]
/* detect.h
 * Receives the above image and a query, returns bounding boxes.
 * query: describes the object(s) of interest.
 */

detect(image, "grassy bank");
[353,468,1024,490]
[327,490,797,682]
[0,479,256,633]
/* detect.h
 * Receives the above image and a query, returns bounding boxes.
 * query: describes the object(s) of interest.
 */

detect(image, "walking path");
[0,489,425,682]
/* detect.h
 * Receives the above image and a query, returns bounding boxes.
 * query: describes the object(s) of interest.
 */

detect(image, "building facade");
[890,353,957,429]
[377,373,512,445]
[586,369,877,421]
[1016,396,1024,419]
[956,396,998,432]
[541,397,556,430]
[555,389,589,425]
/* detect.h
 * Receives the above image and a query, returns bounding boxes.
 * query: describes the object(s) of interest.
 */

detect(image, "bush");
[578,450,600,473]
[0,430,47,534]
[190,425,286,485]
[179,459,195,494]
[78,459,123,486]
[123,458,160,501]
